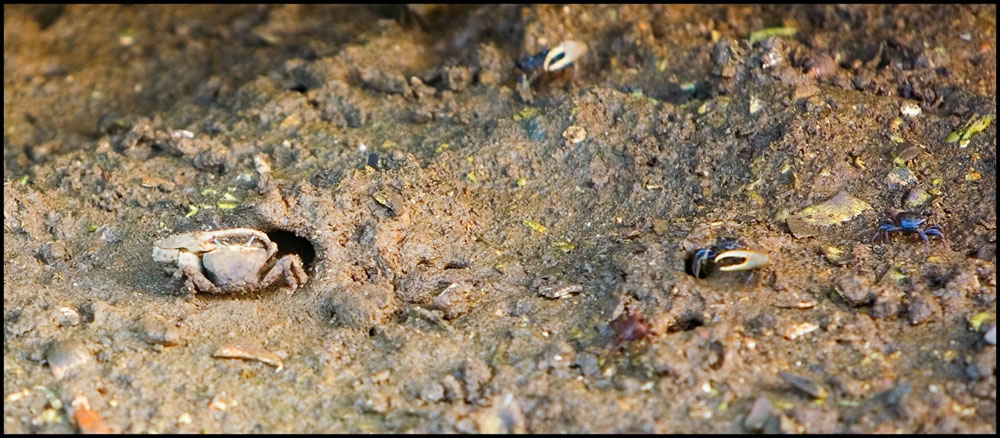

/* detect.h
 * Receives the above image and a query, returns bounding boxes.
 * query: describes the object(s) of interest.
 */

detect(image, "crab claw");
[714,250,770,271]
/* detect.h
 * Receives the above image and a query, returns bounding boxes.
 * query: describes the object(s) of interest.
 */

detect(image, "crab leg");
[714,250,770,271]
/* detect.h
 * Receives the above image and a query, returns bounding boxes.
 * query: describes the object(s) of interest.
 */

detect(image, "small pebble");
[46,339,92,380]
[460,357,492,403]
[433,282,474,319]
[561,125,587,144]
[985,325,996,345]
[779,371,827,399]
[58,307,81,327]
[477,393,526,433]
[899,102,921,118]
[419,381,445,403]
[441,374,465,402]
[743,396,773,431]
[139,314,180,346]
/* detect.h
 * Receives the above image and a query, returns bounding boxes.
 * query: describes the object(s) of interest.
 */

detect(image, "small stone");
[561,125,587,144]
[46,339,92,380]
[433,282,475,319]
[779,371,827,399]
[903,188,932,209]
[460,357,492,403]
[985,325,996,345]
[786,217,819,239]
[58,307,81,327]
[80,301,109,326]
[476,394,526,434]
[139,314,180,346]
[36,241,70,266]
[793,84,819,99]
[835,275,876,306]
[743,396,773,431]
[900,102,921,118]
[906,294,936,325]
[572,352,600,376]
[885,167,918,190]
[791,191,872,227]
[441,374,465,402]
[442,65,472,92]
[419,381,445,403]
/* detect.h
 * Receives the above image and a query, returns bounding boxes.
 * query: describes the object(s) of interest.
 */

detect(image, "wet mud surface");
[4,4,996,433]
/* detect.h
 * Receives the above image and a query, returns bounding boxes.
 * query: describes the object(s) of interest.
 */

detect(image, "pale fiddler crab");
[152,228,307,294]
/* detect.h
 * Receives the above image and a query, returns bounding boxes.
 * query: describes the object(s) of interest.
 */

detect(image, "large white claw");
[714,249,770,271]
[544,40,588,72]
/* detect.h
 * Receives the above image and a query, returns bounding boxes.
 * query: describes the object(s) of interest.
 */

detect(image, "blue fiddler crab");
[687,238,770,279]
[872,209,946,249]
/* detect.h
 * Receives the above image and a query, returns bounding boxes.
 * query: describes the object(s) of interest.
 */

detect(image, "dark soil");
[4,5,995,433]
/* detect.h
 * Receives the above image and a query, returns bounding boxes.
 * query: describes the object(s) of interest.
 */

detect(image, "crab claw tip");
[714,249,770,271]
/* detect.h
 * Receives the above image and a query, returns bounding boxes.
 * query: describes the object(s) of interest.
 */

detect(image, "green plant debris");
[791,191,872,226]
[680,81,697,92]
[185,204,199,218]
[749,95,763,114]
[217,201,238,210]
[381,140,397,148]
[947,114,994,148]
[884,265,908,284]
[656,59,668,72]
[748,26,797,44]
[522,219,548,233]
[466,171,478,183]
[746,189,765,206]
[969,311,993,331]
[516,177,527,187]
[552,240,576,252]
[17,175,29,185]
[435,143,450,154]
[823,246,844,264]
[33,385,58,401]
[87,224,100,233]
[513,107,540,121]
[200,188,217,197]
[220,192,238,202]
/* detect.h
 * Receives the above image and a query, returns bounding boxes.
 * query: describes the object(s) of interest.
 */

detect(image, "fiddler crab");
[152,228,307,294]
[687,238,770,279]
[518,40,588,80]
[871,209,946,250]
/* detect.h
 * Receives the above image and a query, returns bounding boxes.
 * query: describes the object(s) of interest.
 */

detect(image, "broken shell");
[544,40,588,72]
[714,249,770,271]
[538,283,583,299]
[213,341,283,371]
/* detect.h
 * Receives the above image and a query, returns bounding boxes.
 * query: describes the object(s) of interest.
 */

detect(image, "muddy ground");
[3,4,996,433]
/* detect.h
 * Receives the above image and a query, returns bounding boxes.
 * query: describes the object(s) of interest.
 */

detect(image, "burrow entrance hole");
[266,230,317,274]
